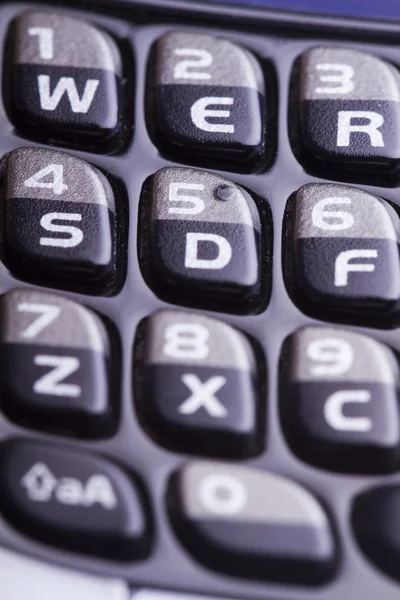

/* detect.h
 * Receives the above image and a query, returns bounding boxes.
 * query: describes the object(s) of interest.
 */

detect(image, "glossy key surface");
[0,289,115,438]
[140,167,266,313]
[1,147,120,295]
[296,47,400,181]
[281,327,400,473]
[0,439,150,560]
[286,183,400,324]
[5,11,123,151]
[169,461,336,584]
[149,32,267,171]
[135,310,263,458]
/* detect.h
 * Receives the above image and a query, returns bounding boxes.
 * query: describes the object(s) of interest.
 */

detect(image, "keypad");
[140,167,266,313]
[0,290,114,438]
[281,327,400,473]
[5,11,123,151]
[149,32,267,171]
[296,47,400,180]
[1,4,400,600]
[134,310,263,458]
[286,183,400,323]
[0,439,150,560]
[169,461,336,585]
[1,147,120,295]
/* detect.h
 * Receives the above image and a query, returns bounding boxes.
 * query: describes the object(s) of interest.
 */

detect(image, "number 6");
[312,197,354,231]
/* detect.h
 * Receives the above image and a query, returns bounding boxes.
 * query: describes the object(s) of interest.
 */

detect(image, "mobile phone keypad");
[1,4,400,600]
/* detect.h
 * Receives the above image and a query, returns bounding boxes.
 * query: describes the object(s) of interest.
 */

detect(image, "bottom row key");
[0,439,336,586]
[0,440,150,560]
[169,461,337,585]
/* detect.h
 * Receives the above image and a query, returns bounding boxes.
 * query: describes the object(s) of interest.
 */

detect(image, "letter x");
[178,374,228,418]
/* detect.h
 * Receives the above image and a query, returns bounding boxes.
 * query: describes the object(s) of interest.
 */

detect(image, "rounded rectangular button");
[0,290,116,438]
[169,461,336,585]
[294,47,400,182]
[134,310,264,458]
[5,11,124,151]
[140,168,269,314]
[0,440,151,560]
[281,327,400,473]
[148,32,268,172]
[2,147,122,295]
[285,183,400,325]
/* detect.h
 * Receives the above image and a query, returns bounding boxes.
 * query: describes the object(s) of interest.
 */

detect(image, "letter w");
[38,75,99,113]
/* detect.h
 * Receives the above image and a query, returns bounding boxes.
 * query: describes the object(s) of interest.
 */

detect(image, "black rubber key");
[1,147,118,295]
[134,310,263,458]
[140,167,264,312]
[0,290,114,438]
[169,461,336,585]
[150,32,266,170]
[296,47,400,180]
[5,11,122,151]
[287,183,400,323]
[281,327,400,473]
[353,485,400,583]
[0,439,150,560]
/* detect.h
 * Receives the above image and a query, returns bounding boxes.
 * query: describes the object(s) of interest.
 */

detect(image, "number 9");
[307,337,354,377]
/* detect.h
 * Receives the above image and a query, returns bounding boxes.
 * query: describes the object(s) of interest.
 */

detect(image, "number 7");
[17,303,61,339]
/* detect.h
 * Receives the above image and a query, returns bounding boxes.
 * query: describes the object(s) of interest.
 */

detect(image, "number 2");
[174,48,213,80]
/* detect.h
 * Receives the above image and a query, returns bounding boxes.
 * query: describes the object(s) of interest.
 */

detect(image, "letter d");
[185,233,232,270]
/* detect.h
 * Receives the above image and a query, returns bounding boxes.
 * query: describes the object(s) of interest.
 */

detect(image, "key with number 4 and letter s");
[1,147,121,295]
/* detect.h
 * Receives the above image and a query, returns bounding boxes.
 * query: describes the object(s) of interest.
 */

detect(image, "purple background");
[205,0,400,20]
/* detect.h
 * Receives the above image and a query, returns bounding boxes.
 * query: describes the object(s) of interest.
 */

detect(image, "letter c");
[324,389,373,432]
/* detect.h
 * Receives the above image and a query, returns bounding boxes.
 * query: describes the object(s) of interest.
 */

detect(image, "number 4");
[24,164,68,196]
